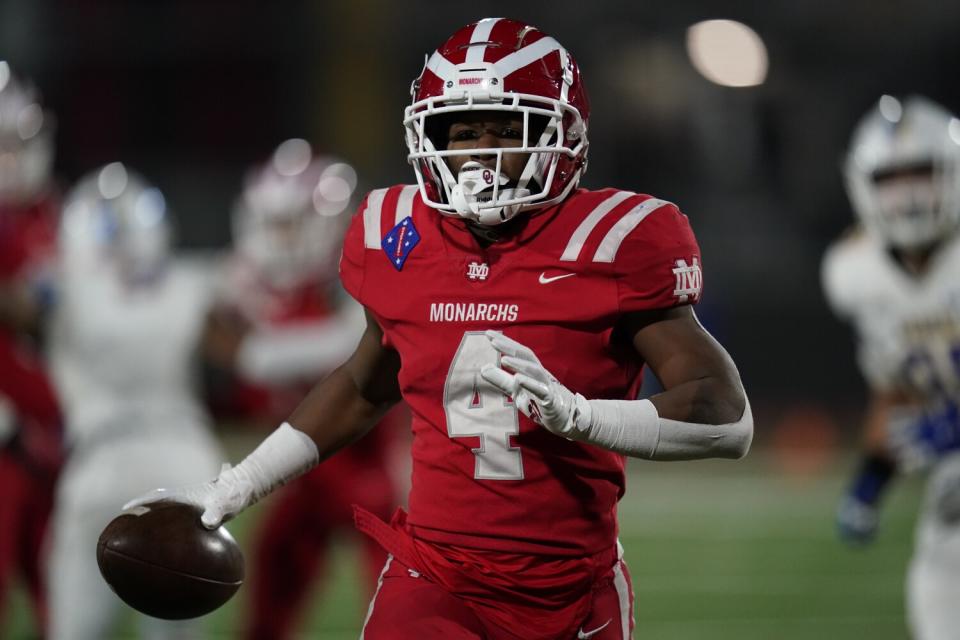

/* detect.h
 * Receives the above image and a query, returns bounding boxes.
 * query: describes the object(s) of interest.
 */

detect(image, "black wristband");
[849,453,896,506]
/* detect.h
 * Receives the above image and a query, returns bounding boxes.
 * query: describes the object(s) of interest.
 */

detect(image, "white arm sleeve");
[236,304,365,384]
[122,421,320,529]
[575,394,753,460]
[219,421,320,503]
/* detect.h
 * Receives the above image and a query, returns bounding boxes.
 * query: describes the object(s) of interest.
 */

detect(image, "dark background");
[4,0,958,434]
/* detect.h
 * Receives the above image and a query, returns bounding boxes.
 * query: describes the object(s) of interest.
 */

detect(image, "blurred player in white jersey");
[202,140,406,639]
[824,95,960,640]
[43,163,222,640]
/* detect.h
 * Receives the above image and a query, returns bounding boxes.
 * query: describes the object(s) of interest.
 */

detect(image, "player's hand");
[480,330,589,439]
[122,464,252,530]
[888,401,960,472]
[836,495,879,546]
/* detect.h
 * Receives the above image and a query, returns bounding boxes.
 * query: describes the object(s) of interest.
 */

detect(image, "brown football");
[96,501,244,620]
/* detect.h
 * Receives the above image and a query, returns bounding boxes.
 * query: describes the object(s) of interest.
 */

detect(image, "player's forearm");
[636,370,752,459]
[287,313,402,458]
[128,366,392,527]
[217,365,389,507]
[287,364,397,462]
[579,387,752,461]
[649,374,746,426]
[618,307,751,458]
[217,356,398,511]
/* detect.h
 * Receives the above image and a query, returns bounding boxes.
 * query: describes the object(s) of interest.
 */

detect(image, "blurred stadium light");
[686,19,768,88]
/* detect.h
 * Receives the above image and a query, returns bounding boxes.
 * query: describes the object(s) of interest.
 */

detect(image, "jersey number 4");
[444,332,524,480]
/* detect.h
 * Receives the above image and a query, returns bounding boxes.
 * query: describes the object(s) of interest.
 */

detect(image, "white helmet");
[232,139,357,289]
[0,62,54,202]
[844,95,960,250]
[60,162,172,283]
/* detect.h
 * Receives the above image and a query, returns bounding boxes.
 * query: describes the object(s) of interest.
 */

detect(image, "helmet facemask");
[868,161,951,248]
[405,60,587,226]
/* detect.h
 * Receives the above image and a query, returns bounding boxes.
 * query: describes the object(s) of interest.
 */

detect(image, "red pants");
[357,509,635,640]
[245,447,399,640]
[0,454,54,636]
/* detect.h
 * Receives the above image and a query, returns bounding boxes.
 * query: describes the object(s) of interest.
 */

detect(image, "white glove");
[480,330,592,439]
[123,463,257,529]
[123,422,319,529]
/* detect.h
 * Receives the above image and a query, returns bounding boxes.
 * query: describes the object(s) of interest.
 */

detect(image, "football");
[96,501,244,620]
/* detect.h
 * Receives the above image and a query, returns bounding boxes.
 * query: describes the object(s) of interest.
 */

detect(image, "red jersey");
[340,185,701,556]
[0,198,57,282]
[0,197,62,470]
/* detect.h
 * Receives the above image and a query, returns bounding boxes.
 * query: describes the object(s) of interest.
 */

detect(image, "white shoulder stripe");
[465,18,500,64]
[363,188,388,249]
[559,191,635,262]
[592,198,671,263]
[395,185,419,224]
[494,36,563,76]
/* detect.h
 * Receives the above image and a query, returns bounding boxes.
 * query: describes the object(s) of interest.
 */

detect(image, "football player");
[127,19,752,639]
[826,95,960,640]
[43,164,222,640]
[0,62,62,637]
[202,140,407,639]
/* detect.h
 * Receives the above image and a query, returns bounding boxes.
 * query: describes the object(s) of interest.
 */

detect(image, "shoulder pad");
[821,229,882,317]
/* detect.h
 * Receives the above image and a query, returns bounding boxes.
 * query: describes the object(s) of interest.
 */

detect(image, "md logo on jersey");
[672,257,702,303]
[466,261,489,281]
[382,216,421,271]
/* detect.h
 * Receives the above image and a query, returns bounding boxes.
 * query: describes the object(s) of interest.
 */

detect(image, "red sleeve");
[0,201,58,279]
[614,203,702,313]
[338,193,369,306]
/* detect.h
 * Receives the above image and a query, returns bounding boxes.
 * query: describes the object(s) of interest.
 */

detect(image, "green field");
[3,450,923,639]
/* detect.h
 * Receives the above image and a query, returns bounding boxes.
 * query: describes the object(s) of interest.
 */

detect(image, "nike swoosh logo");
[538,272,576,284]
[578,618,612,639]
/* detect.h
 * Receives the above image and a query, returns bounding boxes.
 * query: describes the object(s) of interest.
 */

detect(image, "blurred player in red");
[0,61,63,638]
[202,139,407,639]
[129,19,753,639]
